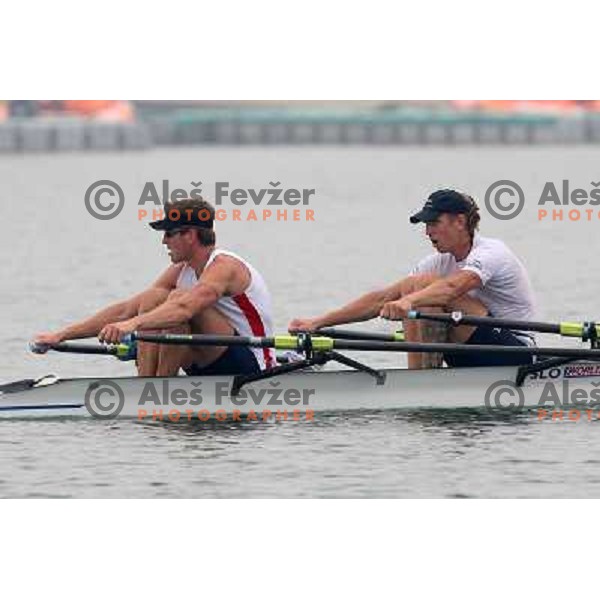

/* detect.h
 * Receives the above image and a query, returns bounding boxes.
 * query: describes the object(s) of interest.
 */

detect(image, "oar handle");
[30,341,50,354]
[30,341,110,355]
[29,340,136,361]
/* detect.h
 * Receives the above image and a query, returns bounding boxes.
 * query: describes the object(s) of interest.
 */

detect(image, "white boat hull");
[2,361,600,419]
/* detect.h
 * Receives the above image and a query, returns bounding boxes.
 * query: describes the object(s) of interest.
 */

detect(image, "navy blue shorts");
[183,345,261,376]
[443,326,534,367]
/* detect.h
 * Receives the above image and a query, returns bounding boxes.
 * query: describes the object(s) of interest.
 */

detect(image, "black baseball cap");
[149,208,214,231]
[409,189,474,224]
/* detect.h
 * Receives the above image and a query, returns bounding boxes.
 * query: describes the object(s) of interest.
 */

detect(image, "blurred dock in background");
[3,100,600,152]
[0,100,150,152]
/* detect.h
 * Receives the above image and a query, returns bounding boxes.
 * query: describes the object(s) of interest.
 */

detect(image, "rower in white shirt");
[289,189,537,369]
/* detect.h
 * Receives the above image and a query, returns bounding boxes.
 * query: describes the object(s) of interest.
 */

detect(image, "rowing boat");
[2,361,600,418]
[4,315,600,419]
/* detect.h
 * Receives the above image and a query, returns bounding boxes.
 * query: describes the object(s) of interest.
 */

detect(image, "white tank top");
[176,249,276,369]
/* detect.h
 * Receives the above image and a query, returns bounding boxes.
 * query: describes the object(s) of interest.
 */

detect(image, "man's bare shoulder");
[153,263,186,290]
[200,253,250,295]
[205,253,250,275]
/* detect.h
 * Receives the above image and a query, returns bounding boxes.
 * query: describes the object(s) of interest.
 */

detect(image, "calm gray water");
[2,145,600,497]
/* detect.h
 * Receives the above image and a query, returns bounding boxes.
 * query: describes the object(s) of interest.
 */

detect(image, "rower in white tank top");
[176,249,276,369]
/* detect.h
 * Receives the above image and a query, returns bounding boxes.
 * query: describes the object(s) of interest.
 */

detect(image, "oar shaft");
[408,311,600,339]
[132,332,600,359]
[330,339,600,358]
[408,311,560,334]
[316,327,404,342]
[132,332,275,348]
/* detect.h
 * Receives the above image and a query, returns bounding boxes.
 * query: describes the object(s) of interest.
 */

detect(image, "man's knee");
[446,296,489,317]
[400,272,440,295]
[138,288,170,314]
[138,288,188,315]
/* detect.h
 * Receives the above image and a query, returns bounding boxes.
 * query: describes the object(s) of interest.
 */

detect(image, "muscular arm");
[290,278,407,331]
[56,298,142,340]
[402,270,481,308]
[36,266,180,343]
[129,256,244,332]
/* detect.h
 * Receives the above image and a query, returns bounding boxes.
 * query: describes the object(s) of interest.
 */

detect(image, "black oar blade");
[0,378,37,394]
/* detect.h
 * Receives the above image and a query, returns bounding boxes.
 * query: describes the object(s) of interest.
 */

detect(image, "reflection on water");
[0,407,598,497]
[395,407,534,429]
[137,417,279,436]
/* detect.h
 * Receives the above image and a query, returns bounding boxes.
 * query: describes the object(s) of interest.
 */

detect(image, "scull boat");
[2,315,600,419]
[2,362,600,419]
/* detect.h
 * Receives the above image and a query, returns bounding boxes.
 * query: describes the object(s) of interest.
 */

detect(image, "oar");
[316,327,405,342]
[29,341,136,361]
[407,310,600,340]
[131,332,600,360]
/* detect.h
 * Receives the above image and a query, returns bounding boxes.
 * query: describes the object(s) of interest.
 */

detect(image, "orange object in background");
[62,100,134,121]
[451,100,600,113]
